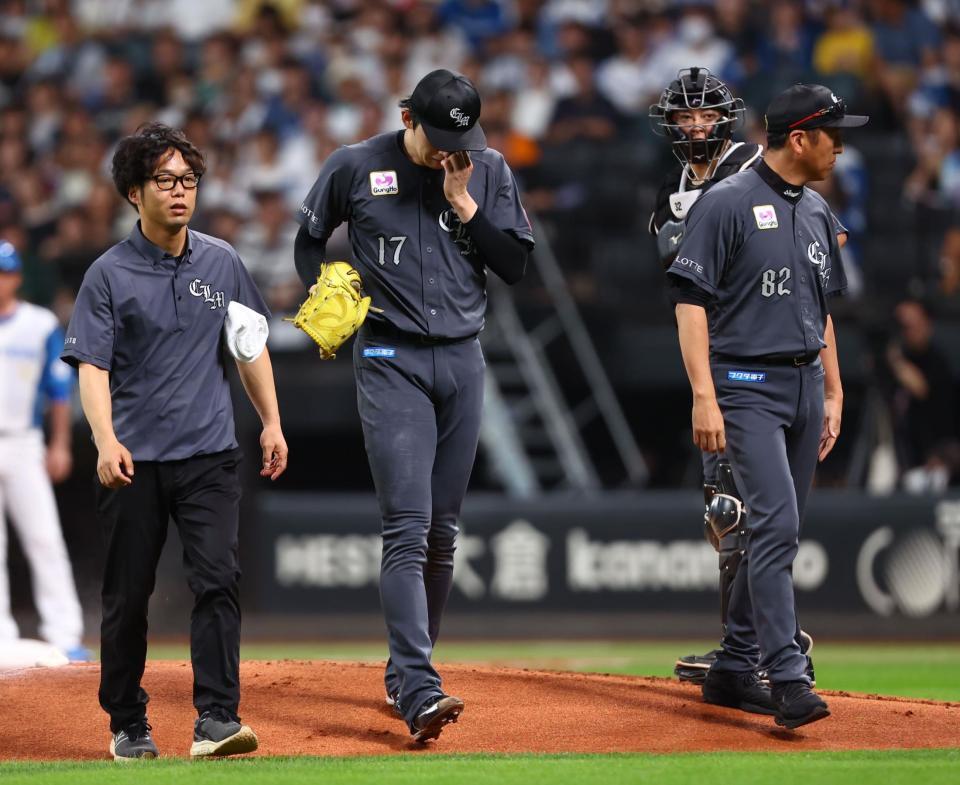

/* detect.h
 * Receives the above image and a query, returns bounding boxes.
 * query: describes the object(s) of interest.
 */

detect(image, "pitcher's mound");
[1,660,957,760]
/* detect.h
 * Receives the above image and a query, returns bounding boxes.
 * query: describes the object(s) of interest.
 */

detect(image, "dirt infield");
[1,660,957,759]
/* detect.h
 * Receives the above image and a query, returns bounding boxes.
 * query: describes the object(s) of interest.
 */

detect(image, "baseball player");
[294,69,533,742]
[0,241,89,662]
[62,123,288,760]
[650,68,844,691]
[668,84,866,729]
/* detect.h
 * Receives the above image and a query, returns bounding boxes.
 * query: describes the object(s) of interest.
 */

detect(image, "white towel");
[223,301,269,363]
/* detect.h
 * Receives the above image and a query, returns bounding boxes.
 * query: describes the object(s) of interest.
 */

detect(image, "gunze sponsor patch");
[363,346,396,358]
[752,204,778,229]
[369,170,398,196]
[727,370,766,383]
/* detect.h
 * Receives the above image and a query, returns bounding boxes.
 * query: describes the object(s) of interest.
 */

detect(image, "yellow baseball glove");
[286,261,380,359]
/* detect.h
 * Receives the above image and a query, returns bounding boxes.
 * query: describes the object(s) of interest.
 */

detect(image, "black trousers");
[95,448,243,732]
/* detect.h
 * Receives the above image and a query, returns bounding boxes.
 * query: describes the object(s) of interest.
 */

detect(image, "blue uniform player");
[0,241,88,663]
[668,84,867,729]
[295,70,534,742]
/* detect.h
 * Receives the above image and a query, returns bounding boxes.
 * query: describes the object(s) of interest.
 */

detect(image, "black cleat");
[411,695,464,742]
[703,669,778,716]
[190,708,258,757]
[772,681,830,729]
[109,719,158,761]
[674,649,721,684]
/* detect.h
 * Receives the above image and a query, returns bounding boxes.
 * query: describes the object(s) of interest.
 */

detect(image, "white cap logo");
[450,107,470,127]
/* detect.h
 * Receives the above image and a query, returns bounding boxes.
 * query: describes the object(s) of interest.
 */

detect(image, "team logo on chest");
[439,209,477,257]
[189,278,225,310]
[369,170,399,196]
[753,204,778,229]
[807,240,831,285]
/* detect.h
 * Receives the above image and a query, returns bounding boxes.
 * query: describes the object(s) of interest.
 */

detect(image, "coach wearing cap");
[294,69,534,742]
[667,84,867,729]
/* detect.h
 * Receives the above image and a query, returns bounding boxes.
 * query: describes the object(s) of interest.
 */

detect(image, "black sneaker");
[109,719,158,761]
[190,708,259,757]
[411,695,464,742]
[674,649,721,684]
[772,680,830,729]
[702,669,778,716]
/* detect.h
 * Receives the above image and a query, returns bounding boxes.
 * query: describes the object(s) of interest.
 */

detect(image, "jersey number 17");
[378,235,407,266]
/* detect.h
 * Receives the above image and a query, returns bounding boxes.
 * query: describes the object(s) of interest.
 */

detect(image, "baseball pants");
[701,450,809,648]
[710,359,824,684]
[95,448,243,733]
[354,324,484,725]
[0,430,84,650]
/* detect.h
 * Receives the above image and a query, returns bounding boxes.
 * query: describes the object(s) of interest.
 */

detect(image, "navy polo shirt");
[297,131,533,339]
[61,222,269,461]
[667,161,846,359]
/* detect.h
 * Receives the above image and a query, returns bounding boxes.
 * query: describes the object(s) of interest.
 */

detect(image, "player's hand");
[692,395,726,453]
[440,151,474,203]
[97,439,134,488]
[819,394,842,462]
[260,424,288,481]
[45,443,73,484]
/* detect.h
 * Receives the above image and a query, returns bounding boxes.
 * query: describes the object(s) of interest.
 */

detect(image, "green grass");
[143,640,960,702]
[2,751,958,785]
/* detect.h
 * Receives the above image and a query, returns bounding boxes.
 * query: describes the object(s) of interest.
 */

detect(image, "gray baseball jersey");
[668,161,846,358]
[668,159,847,683]
[296,131,533,339]
[297,130,533,725]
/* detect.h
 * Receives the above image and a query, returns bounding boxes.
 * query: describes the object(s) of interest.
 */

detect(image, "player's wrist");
[94,433,120,451]
[448,194,477,221]
[692,389,718,404]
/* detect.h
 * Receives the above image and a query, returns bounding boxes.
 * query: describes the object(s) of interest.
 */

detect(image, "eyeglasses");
[788,99,847,130]
[151,172,201,190]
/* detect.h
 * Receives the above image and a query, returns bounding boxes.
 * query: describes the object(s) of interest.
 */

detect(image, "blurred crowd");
[1,0,959,488]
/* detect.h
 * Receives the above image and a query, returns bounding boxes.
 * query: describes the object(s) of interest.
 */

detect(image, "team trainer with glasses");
[62,123,288,761]
[294,69,534,743]
[668,84,867,729]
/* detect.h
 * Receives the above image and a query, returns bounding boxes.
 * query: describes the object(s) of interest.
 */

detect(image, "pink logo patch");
[752,204,778,229]
[370,170,399,196]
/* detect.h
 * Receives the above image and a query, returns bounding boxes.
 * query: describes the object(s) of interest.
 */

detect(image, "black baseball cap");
[765,84,869,134]
[408,69,487,152]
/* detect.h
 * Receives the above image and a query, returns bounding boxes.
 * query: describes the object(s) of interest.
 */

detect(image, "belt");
[364,321,478,347]
[713,351,820,367]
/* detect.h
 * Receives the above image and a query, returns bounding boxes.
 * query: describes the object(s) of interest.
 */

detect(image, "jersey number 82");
[760,267,792,298]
